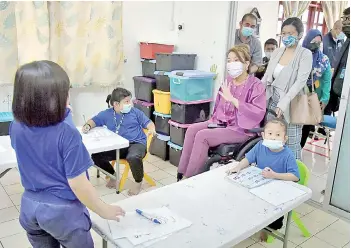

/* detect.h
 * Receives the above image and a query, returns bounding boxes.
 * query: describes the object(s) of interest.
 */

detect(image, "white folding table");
[0,127,129,190]
[90,163,312,248]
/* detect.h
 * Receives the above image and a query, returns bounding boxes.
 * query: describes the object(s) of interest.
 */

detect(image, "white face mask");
[265,51,272,59]
[227,61,244,78]
[262,139,284,150]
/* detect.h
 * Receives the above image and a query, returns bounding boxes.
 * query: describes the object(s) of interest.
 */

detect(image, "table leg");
[115,149,120,194]
[0,168,12,179]
[102,238,108,248]
[283,211,292,248]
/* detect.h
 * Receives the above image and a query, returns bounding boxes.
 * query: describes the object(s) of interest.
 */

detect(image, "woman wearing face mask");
[177,44,266,180]
[300,29,332,148]
[262,17,313,160]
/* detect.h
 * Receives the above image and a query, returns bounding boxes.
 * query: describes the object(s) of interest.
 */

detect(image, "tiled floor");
[0,154,349,248]
[301,136,333,203]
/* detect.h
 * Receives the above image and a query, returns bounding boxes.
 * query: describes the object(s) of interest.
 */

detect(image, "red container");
[140,42,174,59]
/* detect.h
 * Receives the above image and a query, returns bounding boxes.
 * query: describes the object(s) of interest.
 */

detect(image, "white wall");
[1,1,281,124]
[69,1,231,125]
[236,1,279,49]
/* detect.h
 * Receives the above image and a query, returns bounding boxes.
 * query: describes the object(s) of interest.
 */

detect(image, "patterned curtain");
[282,1,311,18]
[321,1,349,30]
[0,1,123,88]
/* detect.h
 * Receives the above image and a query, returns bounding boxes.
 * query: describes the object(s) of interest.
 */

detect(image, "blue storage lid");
[169,70,215,79]
[168,141,183,150]
[153,111,171,118]
[154,71,171,76]
[0,112,14,122]
[141,59,156,63]
[156,133,170,142]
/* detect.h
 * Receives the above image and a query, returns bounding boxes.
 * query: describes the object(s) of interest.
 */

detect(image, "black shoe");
[317,128,327,136]
[177,173,183,182]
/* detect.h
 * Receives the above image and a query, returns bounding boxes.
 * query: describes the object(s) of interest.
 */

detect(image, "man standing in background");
[255,38,278,80]
[325,7,350,115]
[235,13,262,74]
[323,20,345,67]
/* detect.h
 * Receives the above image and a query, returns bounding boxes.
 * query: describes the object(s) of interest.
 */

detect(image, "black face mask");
[342,25,350,38]
[307,42,321,52]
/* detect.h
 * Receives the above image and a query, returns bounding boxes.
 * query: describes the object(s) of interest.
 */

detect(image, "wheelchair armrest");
[247,128,264,133]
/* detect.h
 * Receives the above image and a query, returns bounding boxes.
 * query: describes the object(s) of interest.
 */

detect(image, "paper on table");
[249,180,307,207]
[0,145,6,153]
[226,166,273,189]
[108,207,192,246]
[81,128,114,140]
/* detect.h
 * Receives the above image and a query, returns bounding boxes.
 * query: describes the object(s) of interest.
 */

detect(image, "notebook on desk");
[226,166,273,189]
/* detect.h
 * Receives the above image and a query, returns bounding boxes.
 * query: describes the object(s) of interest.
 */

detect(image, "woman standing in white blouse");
[262,17,313,160]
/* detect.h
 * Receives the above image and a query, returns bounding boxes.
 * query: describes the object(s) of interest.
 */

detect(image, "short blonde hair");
[227,44,251,64]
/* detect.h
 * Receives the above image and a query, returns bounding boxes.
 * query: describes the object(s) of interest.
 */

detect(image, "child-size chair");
[109,129,156,194]
[267,160,311,243]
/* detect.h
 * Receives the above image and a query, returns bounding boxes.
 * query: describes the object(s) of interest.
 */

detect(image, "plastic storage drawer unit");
[169,70,215,102]
[133,100,155,122]
[133,76,156,102]
[154,111,171,136]
[150,134,170,161]
[140,43,174,60]
[141,59,156,78]
[171,99,211,124]
[153,89,171,115]
[168,120,190,147]
[0,112,14,136]
[155,53,196,71]
[154,71,171,92]
[168,141,182,167]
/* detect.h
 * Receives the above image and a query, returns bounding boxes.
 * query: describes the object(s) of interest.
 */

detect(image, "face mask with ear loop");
[121,103,132,113]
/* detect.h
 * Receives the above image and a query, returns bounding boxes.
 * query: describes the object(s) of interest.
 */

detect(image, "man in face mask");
[323,20,345,67]
[82,87,156,195]
[325,7,350,115]
[235,13,263,74]
[255,38,278,80]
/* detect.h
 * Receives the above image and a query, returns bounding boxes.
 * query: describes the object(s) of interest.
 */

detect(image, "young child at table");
[227,118,300,241]
[10,61,125,248]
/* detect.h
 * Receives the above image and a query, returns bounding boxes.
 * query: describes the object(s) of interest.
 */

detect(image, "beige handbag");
[290,72,323,125]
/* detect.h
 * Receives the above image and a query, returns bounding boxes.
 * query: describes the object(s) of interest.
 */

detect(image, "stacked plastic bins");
[0,112,14,136]
[135,43,175,123]
[151,53,197,161]
[168,70,215,166]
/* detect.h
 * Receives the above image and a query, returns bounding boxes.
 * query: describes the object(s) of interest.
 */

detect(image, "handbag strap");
[310,70,315,92]
[304,70,315,94]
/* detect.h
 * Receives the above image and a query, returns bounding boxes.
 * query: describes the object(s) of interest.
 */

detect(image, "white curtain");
[282,1,311,18]
[0,1,124,88]
[321,1,349,30]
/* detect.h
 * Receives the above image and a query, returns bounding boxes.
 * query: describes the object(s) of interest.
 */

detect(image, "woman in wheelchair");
[177,44,266,180]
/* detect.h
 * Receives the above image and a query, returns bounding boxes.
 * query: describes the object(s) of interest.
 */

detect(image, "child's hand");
[82,124,91,134]
[262,167,276,179]
[147,129,156,136]
[226,165,241,175]
[101,204,126,221]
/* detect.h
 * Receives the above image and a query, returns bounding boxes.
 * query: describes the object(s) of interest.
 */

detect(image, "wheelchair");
[202,109,277,172]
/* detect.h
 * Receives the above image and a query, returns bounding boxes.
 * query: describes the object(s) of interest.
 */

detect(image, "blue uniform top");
[10,109,93,201]
[92,107,151,145]
[245,141,300,180]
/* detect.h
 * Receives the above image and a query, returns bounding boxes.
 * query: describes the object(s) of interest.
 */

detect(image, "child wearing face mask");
[227,118,299,240]
[83,87,156,195]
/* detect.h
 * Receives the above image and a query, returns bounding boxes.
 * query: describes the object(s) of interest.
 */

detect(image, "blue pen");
[136,209,162,224]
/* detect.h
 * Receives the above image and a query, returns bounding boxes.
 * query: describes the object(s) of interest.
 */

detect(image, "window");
[276,1,328,46]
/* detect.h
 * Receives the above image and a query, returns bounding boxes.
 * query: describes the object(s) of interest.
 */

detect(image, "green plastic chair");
[267,160,311,243]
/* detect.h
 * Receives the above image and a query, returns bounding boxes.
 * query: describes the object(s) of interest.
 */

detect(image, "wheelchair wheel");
[235,137,262,161]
